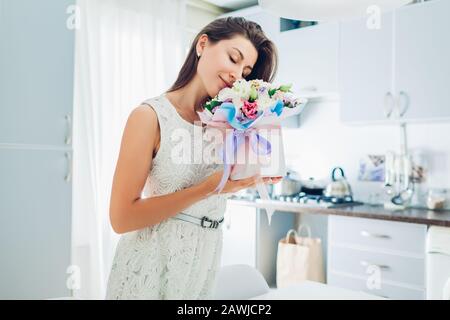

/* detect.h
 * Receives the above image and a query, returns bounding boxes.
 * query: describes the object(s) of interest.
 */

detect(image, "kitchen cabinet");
[339,12,394,123]
[275,22,339,99]
[0,0,74,299]
[221,201,295,287]
[221,202,257,268]
[219,6,280,41]
[223,7,340,99]
[0,148,72,299]
[327,215,427,299]
[340,0,450,123]
[394,0,450,121]
[0,0,74,146]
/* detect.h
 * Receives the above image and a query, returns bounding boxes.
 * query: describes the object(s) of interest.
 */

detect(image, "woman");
[105,16,281,300]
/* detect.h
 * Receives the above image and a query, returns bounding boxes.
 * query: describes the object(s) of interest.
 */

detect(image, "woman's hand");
[200,170,282,196]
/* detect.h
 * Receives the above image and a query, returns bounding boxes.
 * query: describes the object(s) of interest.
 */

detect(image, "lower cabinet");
[328,271,425,300]
[221,201,295,288]
[0,148,72,299]
[221,202,257,268]
[327,215,427,300]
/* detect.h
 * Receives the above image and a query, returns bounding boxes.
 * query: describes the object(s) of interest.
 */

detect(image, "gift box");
[229,125,287,180]
[197,79,307,194]
[198,79,307,225]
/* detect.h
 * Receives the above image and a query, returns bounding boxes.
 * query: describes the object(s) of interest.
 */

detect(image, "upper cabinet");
[219,6,280,41]
[275,22,339,99]
[339,12,394,123]
[394,0,450,121]
[340,0,450,123]
[220,6,339,100]
[0,0,75,146]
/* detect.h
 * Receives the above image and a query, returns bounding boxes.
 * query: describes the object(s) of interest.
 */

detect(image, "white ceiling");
[203,0,258,10]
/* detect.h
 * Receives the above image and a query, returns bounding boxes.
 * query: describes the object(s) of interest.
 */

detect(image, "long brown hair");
[167,16,278,106]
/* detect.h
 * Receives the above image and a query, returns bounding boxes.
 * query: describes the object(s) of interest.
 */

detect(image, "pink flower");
[241,100,258,119]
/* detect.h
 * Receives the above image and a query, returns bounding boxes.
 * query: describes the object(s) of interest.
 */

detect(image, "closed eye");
[229,55,248,78]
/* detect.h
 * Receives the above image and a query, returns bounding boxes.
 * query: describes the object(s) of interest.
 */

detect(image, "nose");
[229,73,241,83]
[230,65,244,82]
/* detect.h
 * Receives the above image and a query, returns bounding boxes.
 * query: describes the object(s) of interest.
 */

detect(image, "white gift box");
[230,126,287,180]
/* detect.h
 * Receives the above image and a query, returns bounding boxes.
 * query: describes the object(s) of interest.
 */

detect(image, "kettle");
[324,167,353,198]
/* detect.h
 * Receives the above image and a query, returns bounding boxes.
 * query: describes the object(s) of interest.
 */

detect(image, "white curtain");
[72,0,186,299]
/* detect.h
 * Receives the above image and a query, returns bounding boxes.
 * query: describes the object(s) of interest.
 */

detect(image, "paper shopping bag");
[276,225,325,288]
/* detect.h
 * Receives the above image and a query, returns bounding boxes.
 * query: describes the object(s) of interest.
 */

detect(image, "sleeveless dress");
[105,93,229,300]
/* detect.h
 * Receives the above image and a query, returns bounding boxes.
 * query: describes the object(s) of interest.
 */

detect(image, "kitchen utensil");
[324,167,353,198]
[384,151,396,196]
[389,153,414,206]
[391,180,414,206]
[271,171,302,197]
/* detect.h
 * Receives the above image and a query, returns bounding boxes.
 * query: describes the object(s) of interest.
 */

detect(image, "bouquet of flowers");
[197,79,308,223]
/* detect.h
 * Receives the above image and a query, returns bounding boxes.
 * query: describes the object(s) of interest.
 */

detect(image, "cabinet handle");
[360,230,391,239]
[360,260,390,270]
[65,152,72,182]
[397,91,409,117]
[65,114,72,145]
[383,92,395,118]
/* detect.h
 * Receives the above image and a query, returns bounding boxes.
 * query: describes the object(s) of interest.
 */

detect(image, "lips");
[219,76,231,89]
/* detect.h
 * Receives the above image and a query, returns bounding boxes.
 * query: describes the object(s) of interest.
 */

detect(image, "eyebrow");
[232,47,253,72]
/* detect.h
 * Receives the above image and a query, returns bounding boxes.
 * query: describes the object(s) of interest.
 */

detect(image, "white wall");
[283,98,450,205]
[185,0,226,52]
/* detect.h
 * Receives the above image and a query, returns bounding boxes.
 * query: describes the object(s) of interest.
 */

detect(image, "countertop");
[228,197,450,227]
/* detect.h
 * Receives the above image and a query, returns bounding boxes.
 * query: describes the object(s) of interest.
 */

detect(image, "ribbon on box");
[214,127,271,194]
[214,127,277,225]
[198,89,308,226]
[209,101,285,225]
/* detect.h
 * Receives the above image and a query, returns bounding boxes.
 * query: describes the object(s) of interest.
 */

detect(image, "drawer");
[328,215,426,256]
[328,271,425,300]
[328,245,425,287]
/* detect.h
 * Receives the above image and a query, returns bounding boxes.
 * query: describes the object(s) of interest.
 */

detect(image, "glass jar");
[426,188,447,210]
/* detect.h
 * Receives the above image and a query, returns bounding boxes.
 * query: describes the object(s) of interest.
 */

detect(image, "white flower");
[217,87,236,101]
[249,79,266,89]
[257,93,277,112]
[282,92,298,107]
[232,79,251,100]
[271,90,284,101]
[218,87,244,109]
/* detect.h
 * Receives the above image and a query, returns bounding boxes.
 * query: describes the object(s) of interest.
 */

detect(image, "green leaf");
[279,83,292,92]
[210,100,221,108]
[249,87,258,102]
[268,88,277,97]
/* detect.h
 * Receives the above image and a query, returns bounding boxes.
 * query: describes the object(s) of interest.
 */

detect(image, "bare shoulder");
[125,104,159,138]
[118,104,161,161]
[127,104,158,130]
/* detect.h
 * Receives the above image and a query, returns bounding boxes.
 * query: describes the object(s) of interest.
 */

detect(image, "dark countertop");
[228,198,450,227]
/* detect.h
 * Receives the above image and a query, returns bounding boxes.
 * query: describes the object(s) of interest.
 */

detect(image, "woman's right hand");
[201,170,282,196]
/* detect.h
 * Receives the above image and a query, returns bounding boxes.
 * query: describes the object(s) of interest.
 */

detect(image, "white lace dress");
[105,93,229,300]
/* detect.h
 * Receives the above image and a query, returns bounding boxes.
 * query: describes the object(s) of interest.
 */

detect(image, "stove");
[270,192,364,208]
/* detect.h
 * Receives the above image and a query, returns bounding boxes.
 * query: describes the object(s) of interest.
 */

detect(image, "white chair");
[213,264,270,300]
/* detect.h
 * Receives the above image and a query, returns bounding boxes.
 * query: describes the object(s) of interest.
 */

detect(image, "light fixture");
[258,0,413,22]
